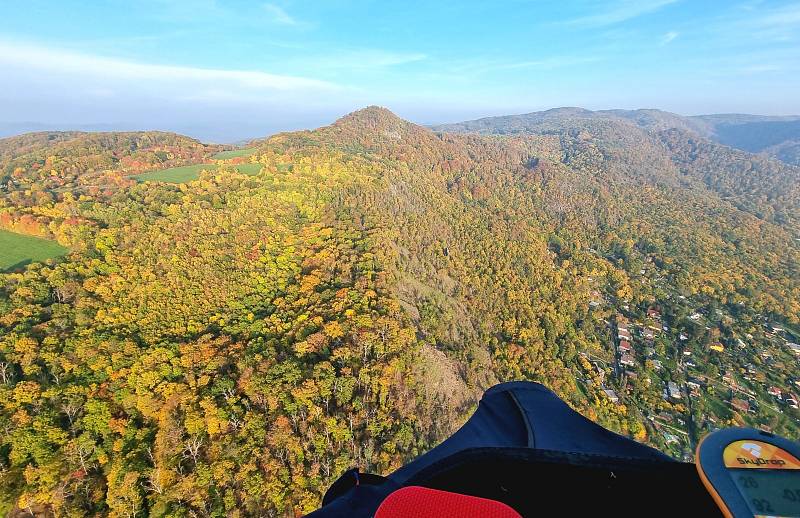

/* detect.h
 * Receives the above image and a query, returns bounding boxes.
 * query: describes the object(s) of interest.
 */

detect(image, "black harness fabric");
[306,381,678,517]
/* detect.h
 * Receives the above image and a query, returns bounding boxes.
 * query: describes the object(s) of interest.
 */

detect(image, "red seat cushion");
[375,486,522,518]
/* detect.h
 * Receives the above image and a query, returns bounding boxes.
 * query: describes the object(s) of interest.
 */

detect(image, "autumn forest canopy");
[1,106,799,516]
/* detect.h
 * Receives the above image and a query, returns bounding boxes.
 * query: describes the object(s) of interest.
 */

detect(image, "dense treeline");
[1,153,437,515]
[0,107,798,516]
[658,128,800,233]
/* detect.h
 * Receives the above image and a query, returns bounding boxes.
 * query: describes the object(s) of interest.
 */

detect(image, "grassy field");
[135,164,215,183]
[212,147,258,160]
[135,163,263,183]
[0,230,67,271]
[231,163,262,175]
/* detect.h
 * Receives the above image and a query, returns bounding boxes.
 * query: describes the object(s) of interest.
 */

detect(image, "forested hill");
[433,108,800,167]
[0,131,217,241]
[0,131,207,174]
[1,107,799,516]
[433,109,800,235]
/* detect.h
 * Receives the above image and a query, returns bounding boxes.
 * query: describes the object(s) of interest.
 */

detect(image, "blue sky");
[1,0,799,141]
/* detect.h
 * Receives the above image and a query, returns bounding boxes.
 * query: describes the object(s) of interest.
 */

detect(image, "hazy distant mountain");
[0,121,285,144]
[433,108,800,166]
[696,116,800,165]
[0,122,137,138]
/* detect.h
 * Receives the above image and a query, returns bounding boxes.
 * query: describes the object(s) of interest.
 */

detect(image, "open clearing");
[212,148,258,160]
[135,164,215,182]
[135,163,262,183]
[230,163,263,175]
[0,230,67,271]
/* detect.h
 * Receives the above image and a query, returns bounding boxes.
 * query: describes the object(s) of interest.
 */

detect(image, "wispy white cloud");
[708,2,800,43]
[481,55,604,72]
[736,63,783,74]
[702,47,800,77]
[263,3,299,26]
[565,0,679,27]
[306,49,427,71]
[440,54,605,79]
[747,3,800,40]
[0,40,340,95]
[660,31,679,45]
[143,0,314,33]
[0,39,365,140]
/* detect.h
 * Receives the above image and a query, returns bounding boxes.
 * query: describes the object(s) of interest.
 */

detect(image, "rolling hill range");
[434,108,800,235]
[1,107,799,516]
[434,108,800,167]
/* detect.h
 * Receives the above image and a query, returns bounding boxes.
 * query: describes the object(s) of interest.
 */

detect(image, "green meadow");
[229,163,263,175]
[135,163,263,183]
[0,230,68,271]
[135,164,215,183]
[212,147,258,160]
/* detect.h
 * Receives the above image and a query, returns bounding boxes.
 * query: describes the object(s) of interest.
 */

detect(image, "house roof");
[730,398,750,412]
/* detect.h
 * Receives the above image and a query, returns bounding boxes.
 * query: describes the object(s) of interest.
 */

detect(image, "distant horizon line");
[2,105,800,144]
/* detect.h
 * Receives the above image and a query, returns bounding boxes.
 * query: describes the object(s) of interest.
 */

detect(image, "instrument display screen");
[731,469,800,517]
[697,430,800,518]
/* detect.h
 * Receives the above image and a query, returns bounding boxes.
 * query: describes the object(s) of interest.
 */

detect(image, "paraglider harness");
[307,382,726,517]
